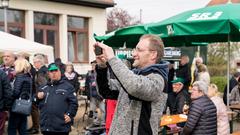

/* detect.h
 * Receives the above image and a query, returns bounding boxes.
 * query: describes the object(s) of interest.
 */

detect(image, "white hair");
[195,57,203,64]
[193,81,208,94]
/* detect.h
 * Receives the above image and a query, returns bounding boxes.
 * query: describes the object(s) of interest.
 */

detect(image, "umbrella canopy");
[94,24,151,48]
[149,3,240,46]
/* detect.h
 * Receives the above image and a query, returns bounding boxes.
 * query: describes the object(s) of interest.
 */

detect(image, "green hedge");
[210,76,227,93]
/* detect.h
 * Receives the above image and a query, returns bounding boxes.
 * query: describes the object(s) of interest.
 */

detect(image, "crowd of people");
[0,52,79,135]
[0,33,239,135]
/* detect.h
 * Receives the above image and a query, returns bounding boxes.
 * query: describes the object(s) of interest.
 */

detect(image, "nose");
[132,49,137,57]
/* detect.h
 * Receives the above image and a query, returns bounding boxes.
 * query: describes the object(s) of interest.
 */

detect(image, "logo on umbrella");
[167,25,174,35]
[187,11,223,21]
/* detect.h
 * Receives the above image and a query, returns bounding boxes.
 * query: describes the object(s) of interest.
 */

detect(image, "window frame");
[67,16,89,63]
[34,12,59,58]
[0,8,25,37]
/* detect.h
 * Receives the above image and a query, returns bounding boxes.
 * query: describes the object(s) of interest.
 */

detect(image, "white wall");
[9,0,108,74]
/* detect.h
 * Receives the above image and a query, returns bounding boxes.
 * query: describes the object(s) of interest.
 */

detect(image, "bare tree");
[207,42,240,75]
[107,8,140,32]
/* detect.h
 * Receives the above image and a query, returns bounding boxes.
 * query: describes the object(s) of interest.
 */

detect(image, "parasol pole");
[227,34,230,107]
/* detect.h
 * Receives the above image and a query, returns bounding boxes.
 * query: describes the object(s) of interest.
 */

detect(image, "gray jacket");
[97,57,168,135]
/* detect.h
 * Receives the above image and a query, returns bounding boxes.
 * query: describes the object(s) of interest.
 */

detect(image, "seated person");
[230,77,240,105]
[171,77,191,127]
[171,77,191,115]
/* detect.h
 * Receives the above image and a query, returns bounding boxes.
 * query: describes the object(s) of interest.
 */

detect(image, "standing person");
[0,51,15,135]
[182,81,217,135]
[27,54,48,134]
[0,51,16,84]
[208,84,230,135]
[223,72,240,105]
[196,64,210,85]
[64,62,80,94]
[95,34,168,135]
[54,58,65,76]
[176,55,191,91]
[85,60,105,125]
[37,63,78,135]
[166,60,176,114]
[193,57,203,82]
[8,59,32,135]
[0,69,13,135]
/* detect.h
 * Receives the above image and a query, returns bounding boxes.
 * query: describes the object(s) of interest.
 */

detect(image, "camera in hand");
[95,46,103,55]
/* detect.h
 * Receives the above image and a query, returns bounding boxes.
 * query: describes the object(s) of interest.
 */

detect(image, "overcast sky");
[109,0,211,23]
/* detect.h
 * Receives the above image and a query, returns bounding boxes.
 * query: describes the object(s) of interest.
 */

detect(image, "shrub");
[210,76,227,93]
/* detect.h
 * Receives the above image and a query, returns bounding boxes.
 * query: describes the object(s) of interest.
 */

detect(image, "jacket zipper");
[131,120,134,135]
[44,92,49,104]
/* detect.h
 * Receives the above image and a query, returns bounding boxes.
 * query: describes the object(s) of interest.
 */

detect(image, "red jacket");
[105,99,117,135]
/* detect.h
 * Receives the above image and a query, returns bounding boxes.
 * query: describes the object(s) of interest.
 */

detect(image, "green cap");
[48,63,59,71]
[171,77,185,84]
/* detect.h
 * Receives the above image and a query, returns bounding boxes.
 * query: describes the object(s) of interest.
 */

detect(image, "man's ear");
[150,51,158,61]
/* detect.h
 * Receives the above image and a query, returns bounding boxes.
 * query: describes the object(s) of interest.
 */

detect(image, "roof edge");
[45,0,115,8]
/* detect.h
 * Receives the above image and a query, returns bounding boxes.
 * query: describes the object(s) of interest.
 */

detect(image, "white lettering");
[187,11,223,21]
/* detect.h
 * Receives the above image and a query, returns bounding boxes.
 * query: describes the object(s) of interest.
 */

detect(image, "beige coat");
[211,96,230,135]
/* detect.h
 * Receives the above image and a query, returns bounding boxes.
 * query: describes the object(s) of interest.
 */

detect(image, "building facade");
[0,0,114,74]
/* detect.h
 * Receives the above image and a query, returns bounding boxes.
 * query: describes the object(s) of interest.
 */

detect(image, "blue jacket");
[38,78,78,133]
[13,73,32,99]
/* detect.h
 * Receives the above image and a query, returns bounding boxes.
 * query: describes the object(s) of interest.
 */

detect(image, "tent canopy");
[0,31,54,63]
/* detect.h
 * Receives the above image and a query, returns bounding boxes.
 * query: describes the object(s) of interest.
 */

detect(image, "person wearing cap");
[171,77,190,115]
[182,81,217,135]
[37,63,78,135]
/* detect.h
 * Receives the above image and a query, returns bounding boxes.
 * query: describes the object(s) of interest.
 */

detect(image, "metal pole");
[140,9,142,23]
[3,6,7,32]
[227,35,230,107]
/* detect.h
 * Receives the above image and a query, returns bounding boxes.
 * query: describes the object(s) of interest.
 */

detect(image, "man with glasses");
[37,63,78,135]
[182,81,217,135]
[95,34,168,135]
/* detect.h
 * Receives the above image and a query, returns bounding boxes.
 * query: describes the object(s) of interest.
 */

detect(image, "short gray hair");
[33,55,45,66]
[193,81,208,94]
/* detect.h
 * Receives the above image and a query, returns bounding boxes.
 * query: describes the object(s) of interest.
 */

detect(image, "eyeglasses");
[132,47,156,53]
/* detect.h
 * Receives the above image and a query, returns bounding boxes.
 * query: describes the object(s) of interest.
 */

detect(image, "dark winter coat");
[0,69,13,111]
[172,89,190,114]
[38,78,78,133]
[12,73,32,100]
[176,64,191,90]
[182,95,217,135]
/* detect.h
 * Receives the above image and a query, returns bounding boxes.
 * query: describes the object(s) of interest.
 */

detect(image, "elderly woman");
[208,83,230,135]
[182,81,217,135]
[8,58,32,135]
[64,62,80,93]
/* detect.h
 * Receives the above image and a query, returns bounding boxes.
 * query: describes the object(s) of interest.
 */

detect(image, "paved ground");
[3,96,240,135]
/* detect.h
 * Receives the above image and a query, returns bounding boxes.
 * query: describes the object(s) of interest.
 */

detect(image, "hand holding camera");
[94,42,115,60]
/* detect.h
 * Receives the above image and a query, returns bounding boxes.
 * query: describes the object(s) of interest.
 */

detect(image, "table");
[160,114,187,135]
[160,114,187,126]
[229,104,240,110]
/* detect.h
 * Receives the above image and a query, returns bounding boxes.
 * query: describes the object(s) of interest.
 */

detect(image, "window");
[34,12,59,57]
[68,16,88,63]
[0,8,25,37]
